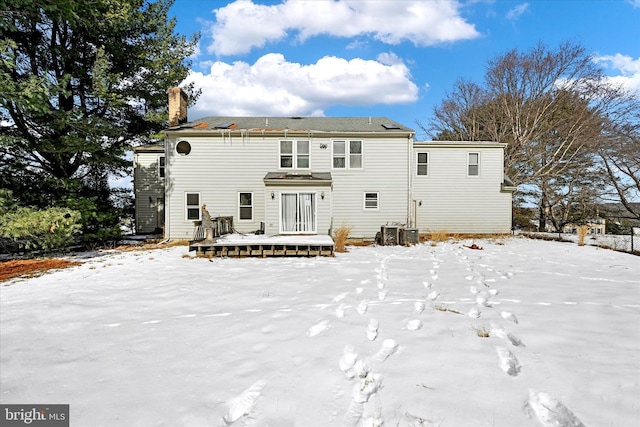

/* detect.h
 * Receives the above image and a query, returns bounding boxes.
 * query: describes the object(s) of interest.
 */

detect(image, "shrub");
[333,225,352,253]
[0,207,82,253]
[577,225,589,246]
[428,229,448,246]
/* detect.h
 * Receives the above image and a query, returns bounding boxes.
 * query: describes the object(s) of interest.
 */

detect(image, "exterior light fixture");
[271,192,275,199]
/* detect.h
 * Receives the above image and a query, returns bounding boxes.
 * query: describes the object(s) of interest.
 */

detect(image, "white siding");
[165,134,273,239]
[330,137,410,238]
[412,144,512,234]
[164,132,411,239]
[134,151,164,233]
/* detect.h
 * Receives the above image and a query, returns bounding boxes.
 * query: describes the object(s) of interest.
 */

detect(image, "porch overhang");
[263,172,333,187]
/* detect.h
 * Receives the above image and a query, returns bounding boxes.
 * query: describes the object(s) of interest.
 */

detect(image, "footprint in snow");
[222,380,267,425]
[366,319,379,341]
[333,292,348,302]
[414,301,426,314]
[492,327,525,347]
[336,303,348,318]
[374,339,399,362]
[356,300,368,315]
[524,390,585,427]
[406,319,422,331]
[307,320,331,337]
[476,295,492,307]
[496,346,521,376]
[427,291,439,301]
[500,311,519,324]
[429,270,439,280]
[423,281,432,290]
[339,345,360,379]
[467,307,481,318]
[377,290,388,301]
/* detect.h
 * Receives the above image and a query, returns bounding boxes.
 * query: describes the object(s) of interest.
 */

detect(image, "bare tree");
[423,41,636,231]
[597,96,640,222]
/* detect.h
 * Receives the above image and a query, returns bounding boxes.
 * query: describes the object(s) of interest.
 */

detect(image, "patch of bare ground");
[0,259,82,282]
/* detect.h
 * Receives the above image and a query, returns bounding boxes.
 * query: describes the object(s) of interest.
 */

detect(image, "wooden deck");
[189,234,335,258]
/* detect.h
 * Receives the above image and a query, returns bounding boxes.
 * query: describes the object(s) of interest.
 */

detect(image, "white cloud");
[183,53,419,117]
[506,3,530,20]
[207,0,480,56]
[594,54,640,95]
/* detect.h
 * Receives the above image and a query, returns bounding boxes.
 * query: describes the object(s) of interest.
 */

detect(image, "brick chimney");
[168,87,188,127]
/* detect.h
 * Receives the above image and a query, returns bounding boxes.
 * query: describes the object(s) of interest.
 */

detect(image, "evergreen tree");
[0,0,199,244]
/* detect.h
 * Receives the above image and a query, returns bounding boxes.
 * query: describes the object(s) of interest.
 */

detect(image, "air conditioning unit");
[399,228,419,245]
[381,226,399,246]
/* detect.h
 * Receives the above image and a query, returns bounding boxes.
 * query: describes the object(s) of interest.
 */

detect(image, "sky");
[168,0,640,139]
[1,236,639,426]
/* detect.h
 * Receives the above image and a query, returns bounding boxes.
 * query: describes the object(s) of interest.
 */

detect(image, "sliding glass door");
[280,192,316,234]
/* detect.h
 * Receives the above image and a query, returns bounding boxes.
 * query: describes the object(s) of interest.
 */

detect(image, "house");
[134,87,516,240]
[561,219,606,235]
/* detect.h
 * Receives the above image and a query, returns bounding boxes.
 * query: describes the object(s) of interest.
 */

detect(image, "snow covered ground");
[1,237,639,427]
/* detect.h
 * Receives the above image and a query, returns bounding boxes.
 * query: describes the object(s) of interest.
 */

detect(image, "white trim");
[185,192,201,221]
[238,192,253,221]
[279,191,317,234]
[364,192,379,210]
[332,139,363,169]
[416,151,429,176]
[158,155,165,178]
[279,139,310,169]
[467,152,480,177]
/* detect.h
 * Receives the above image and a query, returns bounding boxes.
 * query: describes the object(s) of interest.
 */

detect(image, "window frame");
[416,152,429,176]
[158,155,165,178]
[279,191,317,234]
[363,192,379,210]
[176,140,191,156]
[185,192,201,221]
[332,140,363,169]
[279,140,310,169]
[238,192,253,221]
[468,152,480,176]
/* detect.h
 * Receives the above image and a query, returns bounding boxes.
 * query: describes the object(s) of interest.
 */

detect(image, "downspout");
[163,134,170,240]
[407,134,414,228]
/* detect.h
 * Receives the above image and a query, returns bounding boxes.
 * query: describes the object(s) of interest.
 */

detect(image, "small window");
[468,152,479,176]
[364,192,379,210]
[333,140,363,169]
[158,156,165,178]
[176,141,191,155]
[185,192,200,220]
[417,152,428,176]
[239,192,253,220]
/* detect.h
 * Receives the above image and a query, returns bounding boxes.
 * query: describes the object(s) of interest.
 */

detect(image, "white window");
[185,192,200,221]
[239,192,253,220]
[468,152,479,176]
[280,140,310,169]
[364,192,379,210]
[158,156,165,178]
[333,140,363,169]
[417,152,428,176]
[280,192,316,234]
